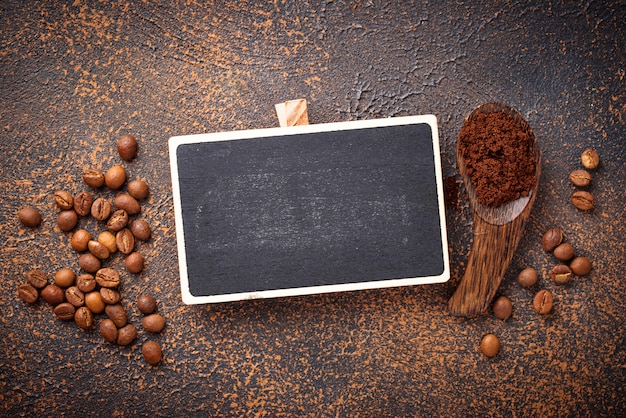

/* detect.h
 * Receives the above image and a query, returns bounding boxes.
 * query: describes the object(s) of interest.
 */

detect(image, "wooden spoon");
[448,102,541,316]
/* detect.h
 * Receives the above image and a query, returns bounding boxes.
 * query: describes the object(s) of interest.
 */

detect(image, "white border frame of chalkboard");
[169,115,449,304]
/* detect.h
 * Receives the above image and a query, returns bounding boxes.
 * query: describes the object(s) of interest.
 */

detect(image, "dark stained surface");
[1,1,625,416]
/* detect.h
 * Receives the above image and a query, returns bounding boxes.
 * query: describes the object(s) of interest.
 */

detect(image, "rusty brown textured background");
[1,1,625,416]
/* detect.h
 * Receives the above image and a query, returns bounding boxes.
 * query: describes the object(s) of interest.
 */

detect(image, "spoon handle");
[448,214,527,316]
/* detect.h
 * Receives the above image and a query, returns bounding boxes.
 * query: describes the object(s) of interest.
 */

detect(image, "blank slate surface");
[169,116,449,304]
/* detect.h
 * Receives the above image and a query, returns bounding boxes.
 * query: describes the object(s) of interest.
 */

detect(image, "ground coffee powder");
[458,110,537,208]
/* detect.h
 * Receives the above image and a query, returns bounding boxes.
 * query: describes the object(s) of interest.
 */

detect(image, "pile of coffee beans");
[513,227,593,317]
[57,164,150,276]
[570,148,600,211]
[16,134,164,366]
[481,150,601,358]
[542,227,593,283]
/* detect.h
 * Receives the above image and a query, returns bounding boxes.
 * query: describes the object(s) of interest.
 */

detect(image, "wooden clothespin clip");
[275,98,309,127]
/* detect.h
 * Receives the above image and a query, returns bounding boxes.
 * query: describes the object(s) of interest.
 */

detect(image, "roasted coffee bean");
[18,206,42,227]
[76,274,97,293]
[82,168,105,188]
[54,302,76,320]
[142,313,165,333]
[553,243,575,261]
[116,228,135,254]
[550,264,573,284]
[100,319,118,343]
[88,240,110,260]
[100,287,121,305]
[117,134,138,161]
[96,267,121,288]
[71,229,92,252]
[41,284,64,306]
[569,169,592,187]
[74,191,93,217]
[517,267,538,287]
[18,284,39,303]
[533,290,554,314]
[53,190,74,210]
[25,269,49,289]
[57,210,79,232]
[492,296,513,321]
[105,303,128,328]
[78,253,101,273]
[570,256,592,276]
[127,179,149,200]
[117,324,137,346]
[91,197,112,221]
[114,193,141,215]
[130,219,151,241]
[581,148,600,170]
[125,252,144,274]
[97,231,117,254]
[65,286,85,307]
[105,165,126,190]
[106,209,129,232]
[572,190,594,211]
[74,306,94,329]
[137,294,157,315]
[480,334,500,358]
[85,291,105,313]
[54,268,76,288]
[142,341,162,365]
[542,228,563,252]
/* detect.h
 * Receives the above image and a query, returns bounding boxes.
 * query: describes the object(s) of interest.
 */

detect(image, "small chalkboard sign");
[169,115,449,304]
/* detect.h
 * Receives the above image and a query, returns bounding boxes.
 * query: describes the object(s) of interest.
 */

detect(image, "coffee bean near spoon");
[569,169,592,187]
[581,149,600,170]
[533,290,554,314]
[570,256,592,276]
[572,190,594,211]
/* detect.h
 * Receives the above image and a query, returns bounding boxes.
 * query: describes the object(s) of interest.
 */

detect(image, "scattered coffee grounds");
[458,111,537,207]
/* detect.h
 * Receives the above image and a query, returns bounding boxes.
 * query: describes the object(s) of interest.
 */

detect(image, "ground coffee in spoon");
[458,110,537,208]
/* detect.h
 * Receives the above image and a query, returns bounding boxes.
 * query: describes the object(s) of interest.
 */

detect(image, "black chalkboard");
[169,116,449,304]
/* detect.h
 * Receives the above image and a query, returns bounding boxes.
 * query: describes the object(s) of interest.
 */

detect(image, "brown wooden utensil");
[448,102,541,316]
